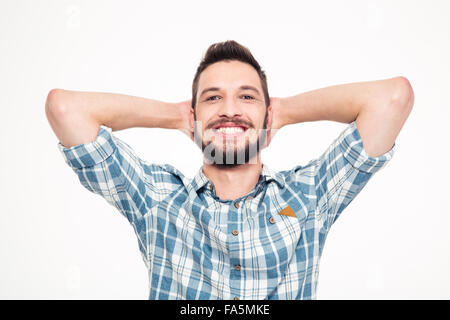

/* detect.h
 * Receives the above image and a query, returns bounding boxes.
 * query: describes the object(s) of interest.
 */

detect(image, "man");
[45,40,414,299]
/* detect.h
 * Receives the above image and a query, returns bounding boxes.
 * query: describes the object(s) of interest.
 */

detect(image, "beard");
[194,112,269,168]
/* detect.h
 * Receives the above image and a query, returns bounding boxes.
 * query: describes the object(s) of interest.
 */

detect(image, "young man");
[46,40,414,300]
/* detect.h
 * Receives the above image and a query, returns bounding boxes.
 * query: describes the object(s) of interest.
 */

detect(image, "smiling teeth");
[217,127,244,134]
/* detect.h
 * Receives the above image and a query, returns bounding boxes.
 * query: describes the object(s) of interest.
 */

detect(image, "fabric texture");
[58,120,394,300]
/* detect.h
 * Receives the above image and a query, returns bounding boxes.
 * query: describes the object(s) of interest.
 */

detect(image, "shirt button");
[269,217,275,224]
[234,296,240,300]
[235,264,241,271]
[234,202,240,209]
[232,230,239,236]
[209,184,213,190]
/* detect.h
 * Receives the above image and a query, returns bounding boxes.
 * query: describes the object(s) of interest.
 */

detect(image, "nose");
[218,97,242,118]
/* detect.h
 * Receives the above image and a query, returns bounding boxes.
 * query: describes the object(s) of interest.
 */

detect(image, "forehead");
[197,60,261,93]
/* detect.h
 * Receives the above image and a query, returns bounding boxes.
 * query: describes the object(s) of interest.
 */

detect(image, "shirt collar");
[191,167,210,192]
[191,163,285,192]
[260,164,286,188]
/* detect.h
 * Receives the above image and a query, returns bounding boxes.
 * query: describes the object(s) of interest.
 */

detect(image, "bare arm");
[45,88,192,148]
[274,76,414,157]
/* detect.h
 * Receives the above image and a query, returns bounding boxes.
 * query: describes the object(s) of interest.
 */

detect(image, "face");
[191,60,272,167]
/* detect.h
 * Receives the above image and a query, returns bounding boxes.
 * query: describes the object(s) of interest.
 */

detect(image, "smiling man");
[46,40,414,299]
[191,57,274,200]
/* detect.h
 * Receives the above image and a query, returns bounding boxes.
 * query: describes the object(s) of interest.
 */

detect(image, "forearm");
[45,89,180,147]
[279,77,403,126]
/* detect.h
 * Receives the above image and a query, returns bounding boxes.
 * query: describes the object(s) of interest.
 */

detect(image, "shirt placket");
[228,198,243,301]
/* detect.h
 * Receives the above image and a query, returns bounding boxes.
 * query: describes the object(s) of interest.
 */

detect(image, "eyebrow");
[199,85,262,98]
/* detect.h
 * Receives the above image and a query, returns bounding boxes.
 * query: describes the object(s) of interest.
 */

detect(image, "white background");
[1,0,449,299]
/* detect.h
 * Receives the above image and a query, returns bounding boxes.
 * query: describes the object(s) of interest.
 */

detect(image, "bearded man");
[46,40,414,300]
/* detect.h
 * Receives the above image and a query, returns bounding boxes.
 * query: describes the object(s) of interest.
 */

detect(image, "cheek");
[251,111,267,129]
[194,108,214,126]
[192,112,208,132]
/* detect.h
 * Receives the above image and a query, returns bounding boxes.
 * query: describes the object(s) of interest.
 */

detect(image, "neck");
[202,156,263,201]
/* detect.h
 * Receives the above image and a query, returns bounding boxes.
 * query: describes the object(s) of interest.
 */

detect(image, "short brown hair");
[192,40,270,110]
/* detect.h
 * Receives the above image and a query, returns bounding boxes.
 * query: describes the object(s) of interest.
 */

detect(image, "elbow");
[45,88,70,120]
[390,76,415,115]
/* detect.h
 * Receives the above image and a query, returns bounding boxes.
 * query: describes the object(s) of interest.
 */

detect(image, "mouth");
[211,122,249,138]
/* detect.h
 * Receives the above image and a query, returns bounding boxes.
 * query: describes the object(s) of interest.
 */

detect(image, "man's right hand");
[174,99,194,142]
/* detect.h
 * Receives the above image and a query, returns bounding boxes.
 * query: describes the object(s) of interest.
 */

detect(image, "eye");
[242,95,255,100]
[206,95,220,101]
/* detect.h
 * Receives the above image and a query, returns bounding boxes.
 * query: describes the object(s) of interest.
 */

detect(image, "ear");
[189,107,195,131]
[265,98,275,146]
[267,98,274,129]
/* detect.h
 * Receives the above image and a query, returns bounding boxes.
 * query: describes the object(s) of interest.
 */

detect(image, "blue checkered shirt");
[58,120,394,300]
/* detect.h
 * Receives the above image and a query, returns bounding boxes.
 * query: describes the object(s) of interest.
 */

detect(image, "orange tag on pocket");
[279,206,296,218]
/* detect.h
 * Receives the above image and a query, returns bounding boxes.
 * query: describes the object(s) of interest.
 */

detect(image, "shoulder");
[275,162,318,193]
[140,162,190,189]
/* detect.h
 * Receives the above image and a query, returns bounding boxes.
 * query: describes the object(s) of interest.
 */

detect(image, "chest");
[147,184,322,268]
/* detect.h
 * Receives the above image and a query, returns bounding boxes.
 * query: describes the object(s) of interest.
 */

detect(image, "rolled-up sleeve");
[314,120,395,231]
[58,125,150,212]
[58,125,153,263]
[58,126,117,170]
[339,121,395,173]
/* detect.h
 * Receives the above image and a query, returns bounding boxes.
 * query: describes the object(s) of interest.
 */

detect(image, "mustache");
[205,117,254,130]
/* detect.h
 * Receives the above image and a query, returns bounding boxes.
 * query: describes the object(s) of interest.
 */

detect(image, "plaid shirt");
[58,120,394,300]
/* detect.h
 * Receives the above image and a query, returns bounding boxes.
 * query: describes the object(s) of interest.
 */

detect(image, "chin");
[201,141,261,166]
